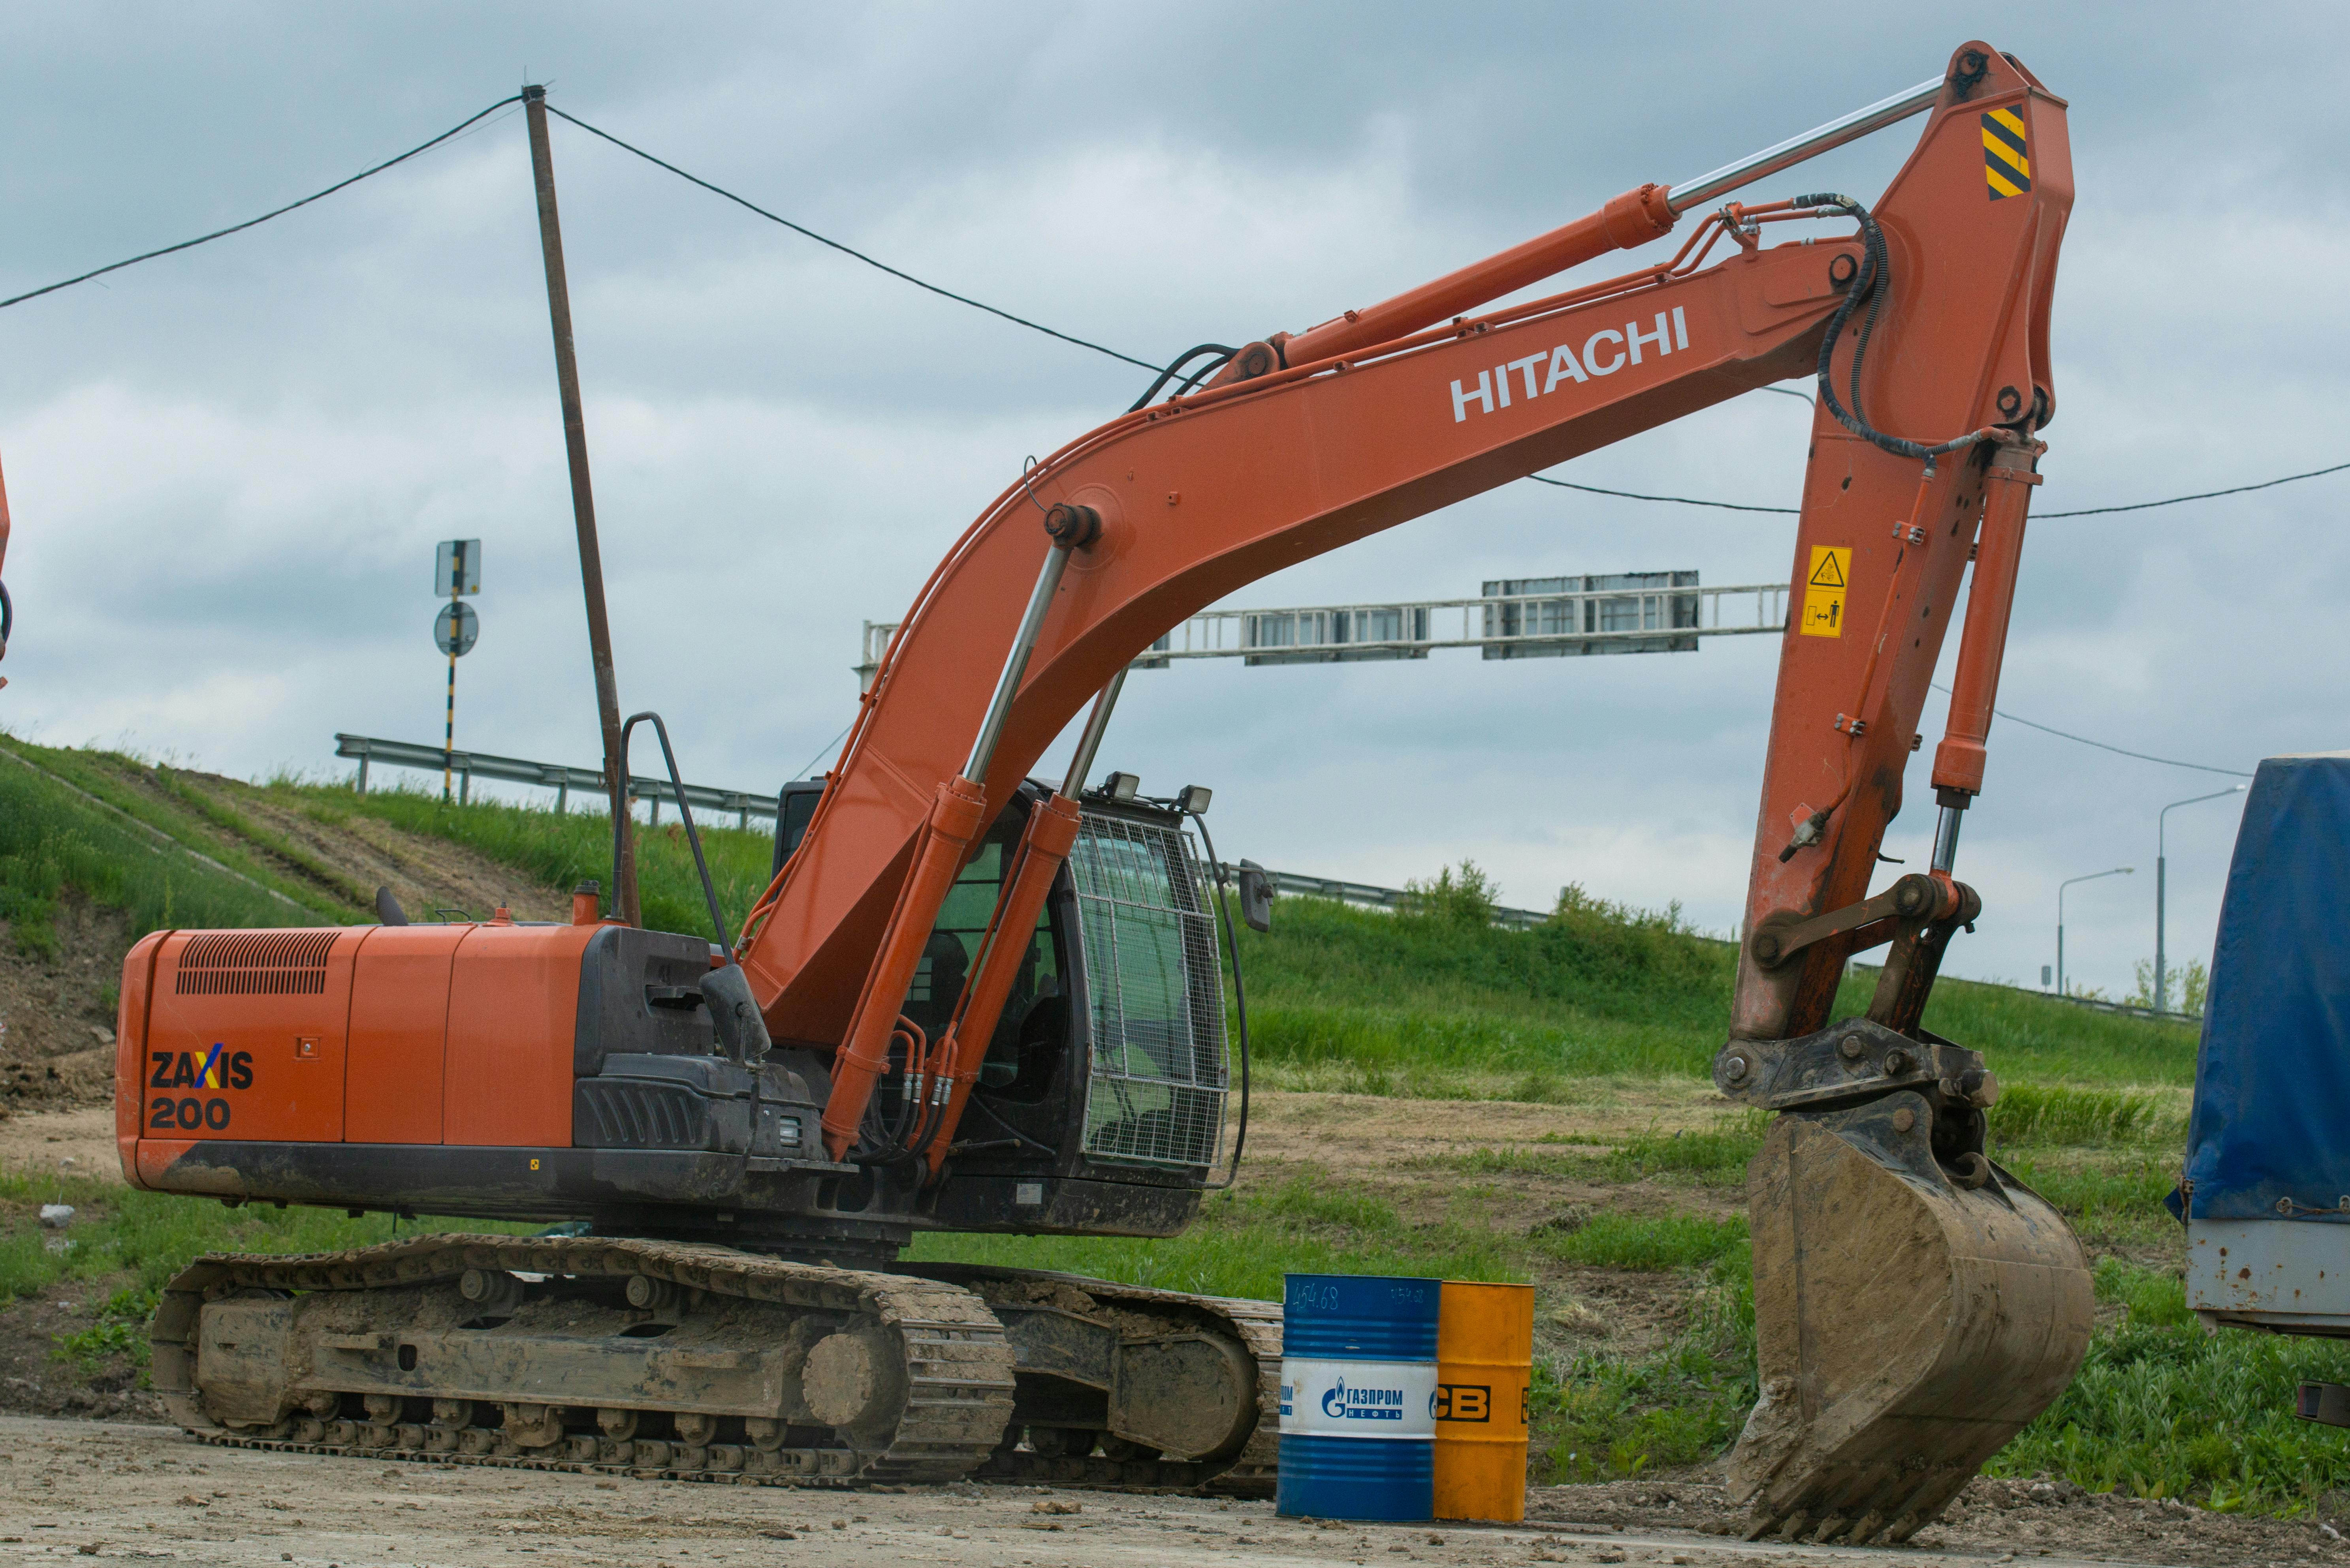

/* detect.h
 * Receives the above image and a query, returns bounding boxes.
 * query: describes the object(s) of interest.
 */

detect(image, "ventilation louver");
[173,930,339,996]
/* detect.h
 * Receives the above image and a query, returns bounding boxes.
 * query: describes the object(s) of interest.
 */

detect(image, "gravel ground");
[7,1417,2337,1567]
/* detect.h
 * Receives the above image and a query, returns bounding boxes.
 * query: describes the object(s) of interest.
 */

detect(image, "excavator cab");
[773,775,1236,1203]
[889,777,1237,1233]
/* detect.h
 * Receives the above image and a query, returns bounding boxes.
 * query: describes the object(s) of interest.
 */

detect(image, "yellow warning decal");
[1801,546,1850,637]
[1982,107,2030,200]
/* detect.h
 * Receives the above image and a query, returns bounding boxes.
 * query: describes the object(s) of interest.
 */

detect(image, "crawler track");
[153,1238,1283,1496]
[914,1262,1281,1496]
[153,1234,1015,1486]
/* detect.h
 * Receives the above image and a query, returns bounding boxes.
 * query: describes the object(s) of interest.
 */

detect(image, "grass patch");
[2001,1150,2182,1247]
[1430,1116,1768,1190]
[2095,1259,2194,1330]
[1540,1212,1748,1271]
[909,1169,1523,1302]
[1540,1250,1756,1482]
[1994,1324,2350,1509]
[1236,896,2197,1100]
[1991,1083,2184,1149]
[0,739,309,955]
[52,1285,161,1378]
[305,781,775,942]
[0,1173,525,1302]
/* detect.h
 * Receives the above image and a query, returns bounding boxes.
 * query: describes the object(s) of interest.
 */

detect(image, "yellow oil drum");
[1434,1280,1534,1521]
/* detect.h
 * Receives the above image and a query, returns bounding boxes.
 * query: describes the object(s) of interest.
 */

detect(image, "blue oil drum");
[1278,1273,1439,1521]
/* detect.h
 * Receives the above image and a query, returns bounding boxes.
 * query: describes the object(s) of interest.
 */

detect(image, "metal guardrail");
[2040,992,2203,1028]
[334,734,777,827]
[1225,865,1550,929]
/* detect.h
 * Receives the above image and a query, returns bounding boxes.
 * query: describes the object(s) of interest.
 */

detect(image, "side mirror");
[1237,860,1274,934]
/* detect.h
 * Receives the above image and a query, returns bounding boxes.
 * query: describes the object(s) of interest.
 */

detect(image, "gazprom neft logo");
[1450,306,1690,423]
[1321,1376,1406,1421]
[1278,1357,1439,1439]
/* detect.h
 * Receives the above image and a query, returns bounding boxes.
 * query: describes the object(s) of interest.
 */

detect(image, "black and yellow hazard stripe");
[1982,106,2030,199]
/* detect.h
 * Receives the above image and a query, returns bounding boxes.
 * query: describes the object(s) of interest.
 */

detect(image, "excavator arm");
[745,40,2063,1070]
[742,42,2086,1538]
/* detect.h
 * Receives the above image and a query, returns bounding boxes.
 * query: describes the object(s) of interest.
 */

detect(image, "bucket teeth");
[1726,1094,2092,1537]
[1807,1514,1849,1544]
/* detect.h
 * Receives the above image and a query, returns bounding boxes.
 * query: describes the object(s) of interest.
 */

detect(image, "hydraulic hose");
[1796,194,2007,463]
[1126,343,1238,412]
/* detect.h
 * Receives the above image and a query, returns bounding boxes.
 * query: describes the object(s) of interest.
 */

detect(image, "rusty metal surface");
[1728,1097,2092,1545]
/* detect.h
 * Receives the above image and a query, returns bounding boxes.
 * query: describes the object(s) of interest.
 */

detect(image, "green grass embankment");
[303,782,777,942]
[0,735,780,946]
[1238,893,2196,1095]
[0,738,318,952]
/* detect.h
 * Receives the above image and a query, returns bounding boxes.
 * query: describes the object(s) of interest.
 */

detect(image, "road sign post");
[435,540,482,802]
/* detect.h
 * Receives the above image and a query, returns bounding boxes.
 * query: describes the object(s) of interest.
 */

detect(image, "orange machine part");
[136,927,364,1145]
[122,921,597,1184]
[923,788,1083,1173]
[1275,180,1677,370]
[820,776,988,1160]
[740,43,2070,1064]
[113,931,167,1187]
[344,924,461,1144]
[442,922,597,1146]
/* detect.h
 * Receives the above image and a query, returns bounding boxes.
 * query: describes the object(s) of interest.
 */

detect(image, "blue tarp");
[2177,753,2350,1222]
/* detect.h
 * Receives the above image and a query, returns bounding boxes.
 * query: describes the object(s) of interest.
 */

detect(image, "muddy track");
[154,1234,1018,1486]
[152,1235,1285,1497]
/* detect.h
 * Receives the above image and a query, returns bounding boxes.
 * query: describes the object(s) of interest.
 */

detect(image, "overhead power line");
[6,95,2342,531]
[2036,459,2350,517]
[1529,474,1797,514]
[542,104,1162,373]
[1535,457,2350,519]
[0,95,523,312]
[1929,682,2252,777]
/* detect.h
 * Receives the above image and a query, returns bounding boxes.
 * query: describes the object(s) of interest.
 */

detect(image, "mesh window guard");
[1067,809,1228,1168]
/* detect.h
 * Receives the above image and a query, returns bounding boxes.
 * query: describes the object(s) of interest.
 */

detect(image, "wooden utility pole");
[523,85,637,923]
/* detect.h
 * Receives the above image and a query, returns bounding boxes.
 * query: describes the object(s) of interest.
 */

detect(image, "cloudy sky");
[1,3,2341,1002]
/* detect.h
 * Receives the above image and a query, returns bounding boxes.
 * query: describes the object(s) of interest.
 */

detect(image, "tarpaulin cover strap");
[2175,753,2350,1222]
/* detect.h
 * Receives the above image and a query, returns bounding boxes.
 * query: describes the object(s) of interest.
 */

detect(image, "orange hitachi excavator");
[116,43,2084,1538]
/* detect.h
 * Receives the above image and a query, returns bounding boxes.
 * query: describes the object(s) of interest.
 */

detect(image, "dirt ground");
[0,895,126,1112]
[1244,1090,1743,1359]
[0,1417,2331,1568]
[0,1089,2291,1565]
[201,778,572,926]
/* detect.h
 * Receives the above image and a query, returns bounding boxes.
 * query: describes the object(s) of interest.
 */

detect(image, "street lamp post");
[2157,786,2248,1013]
[2057,867,2133,998]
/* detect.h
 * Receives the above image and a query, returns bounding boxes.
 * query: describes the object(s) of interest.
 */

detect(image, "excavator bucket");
[1727,1093,2093,1545]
